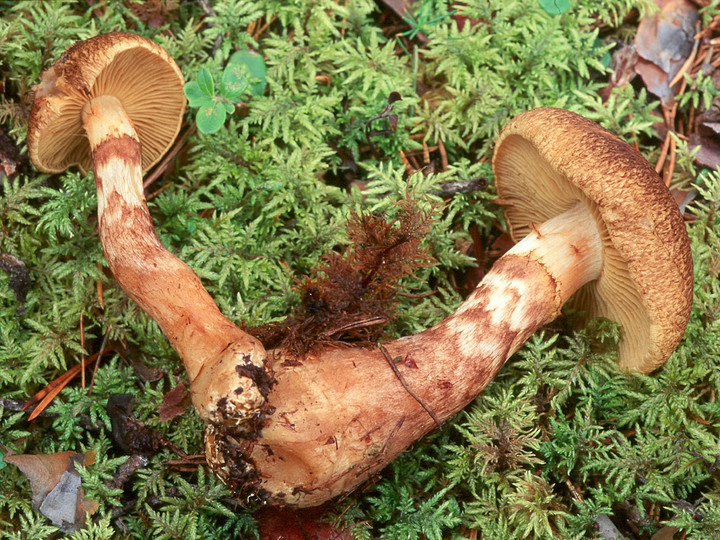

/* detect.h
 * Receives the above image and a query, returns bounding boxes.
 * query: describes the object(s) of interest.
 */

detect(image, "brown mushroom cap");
[28,32,185,174]
[492,107,693,373]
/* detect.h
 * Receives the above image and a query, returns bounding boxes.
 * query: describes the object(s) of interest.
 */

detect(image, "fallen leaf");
[651,525,680,539]
[0,253,31,313]
[635,0,699,106]
[108,394,166,456]
[689,132,720,168]
[158,382,191,422]
[257,506,355,540]
[119,341,167,383]
[595,514,622,540]
[0,125,20,178]
[599,43,639,100]
[380,0,430,43]
[671,186,698,215]
[636,58,677,105]
[5,450,98,532]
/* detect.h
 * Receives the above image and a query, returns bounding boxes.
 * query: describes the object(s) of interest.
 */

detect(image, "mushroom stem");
[212,200,603,507]
[81,95,272,429]
[502,200,603,306]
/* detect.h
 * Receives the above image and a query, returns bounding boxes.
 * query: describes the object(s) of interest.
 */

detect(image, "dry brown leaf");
[611,44,640,88]
[635,0,699,106]
[108,394,165,456]
[257,505,355,540]
[0,254,30,313]
[690,131,720,168]
[5,450,98,532]
[158,381,191,422]
[651,525,680,539]
[0,126,19,178]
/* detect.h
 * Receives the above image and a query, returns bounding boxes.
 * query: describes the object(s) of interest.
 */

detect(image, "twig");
[400,149,414,175]
[96,263,105,309]
[252,15,277,41]
[435,177,488,198]
[80,313,86,389]
[144,124,196,190]
[663,133,677,187]
[196,0,223,55]
[437,137,448,171]
[379,345,442,429]
[403,145,438,157]
[146,181,176,202]
[24,351,102,421]
[655,129,672,174]
[396,289,436,299]
[89,329,111,393]
[380,416,406,456]
[322,316,388,338]
[332,501,356,529]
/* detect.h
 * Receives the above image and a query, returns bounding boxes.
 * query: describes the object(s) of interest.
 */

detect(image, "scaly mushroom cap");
[28,32,185,174]
[492,107,693,373]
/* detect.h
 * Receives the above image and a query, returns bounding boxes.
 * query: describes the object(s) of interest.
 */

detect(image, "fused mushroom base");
[204,202,605,507]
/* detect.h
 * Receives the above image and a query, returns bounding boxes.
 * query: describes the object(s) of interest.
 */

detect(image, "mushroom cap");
[28,32,186,174]
[492,107,693,373]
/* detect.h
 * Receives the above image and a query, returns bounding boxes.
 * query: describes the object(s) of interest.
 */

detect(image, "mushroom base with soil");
[207,200,603,507]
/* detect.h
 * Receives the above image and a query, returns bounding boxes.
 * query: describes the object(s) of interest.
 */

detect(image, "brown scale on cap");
[28,37,693,511]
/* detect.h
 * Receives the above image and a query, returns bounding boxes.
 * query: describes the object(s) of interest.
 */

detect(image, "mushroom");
[28,32,274,434]
[29,35,693,509]
[29,32,185,174]
[205,108,693,506]
[493,107,693,373]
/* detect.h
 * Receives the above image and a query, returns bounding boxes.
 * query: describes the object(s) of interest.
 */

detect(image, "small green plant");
[539,0,572,15]
[400,3,457,42]
[183,50,267,134]
[396,2,456,57]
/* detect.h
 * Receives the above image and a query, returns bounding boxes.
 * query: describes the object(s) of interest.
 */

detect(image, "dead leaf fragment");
[635,0,699,106]
[5,450,98,532]
[158,382,191,422]
[651,525,681,539]
[108,394,165,456]
[112,454,149,489]
[0,125,20,178]
[0,253,31,313]
[595,514,622,539]
[599,43,639,100]
[689,131,720,168]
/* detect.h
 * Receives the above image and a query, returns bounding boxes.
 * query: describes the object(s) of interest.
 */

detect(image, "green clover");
[183,50,267,134]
